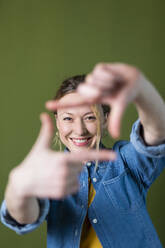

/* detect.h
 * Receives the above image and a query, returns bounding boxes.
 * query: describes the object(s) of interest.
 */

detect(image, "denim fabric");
[1,120,165,248]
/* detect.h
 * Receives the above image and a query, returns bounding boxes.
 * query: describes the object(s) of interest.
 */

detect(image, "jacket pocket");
[103,169,144,212]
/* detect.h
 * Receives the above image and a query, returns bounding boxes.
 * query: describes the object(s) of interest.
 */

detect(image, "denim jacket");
[1,120,165,248]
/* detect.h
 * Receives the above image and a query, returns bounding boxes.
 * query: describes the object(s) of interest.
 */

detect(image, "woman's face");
[56,92,106,152]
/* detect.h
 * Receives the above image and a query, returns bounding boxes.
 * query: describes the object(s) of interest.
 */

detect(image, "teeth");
[72,139,88,143]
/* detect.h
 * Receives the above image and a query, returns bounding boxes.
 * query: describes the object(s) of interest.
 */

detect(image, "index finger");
[45,98,94,112]
[45,84,101,111]
[64,149,116,164]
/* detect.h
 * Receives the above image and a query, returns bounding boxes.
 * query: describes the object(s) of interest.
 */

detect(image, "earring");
[52,131,62,151]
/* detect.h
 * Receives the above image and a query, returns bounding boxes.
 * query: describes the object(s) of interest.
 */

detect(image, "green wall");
[0,0,164,247]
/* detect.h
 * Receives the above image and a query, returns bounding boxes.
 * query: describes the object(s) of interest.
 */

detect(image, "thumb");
[34,113,54,150]
[108,101,126,139]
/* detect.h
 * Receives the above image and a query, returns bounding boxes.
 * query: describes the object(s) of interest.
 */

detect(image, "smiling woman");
[55,93,99,152]
[53,75,109,170]
[1,63,165,248]
[50,76,111,247]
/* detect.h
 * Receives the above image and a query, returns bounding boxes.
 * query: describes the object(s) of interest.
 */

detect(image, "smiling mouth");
[69,137,92,146]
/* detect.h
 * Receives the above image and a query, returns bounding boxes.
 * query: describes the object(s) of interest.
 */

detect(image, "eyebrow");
[58,112,94,117]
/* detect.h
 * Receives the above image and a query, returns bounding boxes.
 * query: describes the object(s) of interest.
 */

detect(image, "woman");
[1,63,165,247]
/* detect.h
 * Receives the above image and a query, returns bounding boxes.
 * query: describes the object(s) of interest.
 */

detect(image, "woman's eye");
[63,117,72,121]
[86,116,96,121]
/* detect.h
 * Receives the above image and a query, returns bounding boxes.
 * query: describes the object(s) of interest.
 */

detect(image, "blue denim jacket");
[1,120,165,248]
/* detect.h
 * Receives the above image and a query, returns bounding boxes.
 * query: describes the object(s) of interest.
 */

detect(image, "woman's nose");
[74,119,87,136]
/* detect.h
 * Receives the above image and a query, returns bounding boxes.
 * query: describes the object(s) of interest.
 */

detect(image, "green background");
[0,0,164,247]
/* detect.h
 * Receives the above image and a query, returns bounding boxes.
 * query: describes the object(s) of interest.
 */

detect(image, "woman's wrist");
[133,75,165,145]
[5,166,33,202]
[5,167,40,224]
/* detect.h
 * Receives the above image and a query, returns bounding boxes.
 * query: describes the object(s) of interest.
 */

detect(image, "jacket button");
[92,218,97,224]
[86,162,91,167]
[93,177,97,183]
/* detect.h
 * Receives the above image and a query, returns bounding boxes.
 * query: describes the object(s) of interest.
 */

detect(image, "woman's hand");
[46,63,142,138]
[8,113,116,200]
[5,113,115,223]
[46,62,165,144]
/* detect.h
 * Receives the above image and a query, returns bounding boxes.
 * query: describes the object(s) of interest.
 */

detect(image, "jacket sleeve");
[120,119,165,190]
[0,199,50,235]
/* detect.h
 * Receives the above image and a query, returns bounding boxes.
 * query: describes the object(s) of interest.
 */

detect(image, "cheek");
[88,121,104,138]
[86,123,98,135]
[58,123,72,137]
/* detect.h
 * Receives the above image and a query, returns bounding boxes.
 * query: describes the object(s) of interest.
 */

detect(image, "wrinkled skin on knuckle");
[94,63,106,72]
[129,67,140,82]
[120,64,140,82]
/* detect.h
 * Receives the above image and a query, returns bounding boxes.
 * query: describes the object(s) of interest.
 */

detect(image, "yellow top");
[80,178,102,248]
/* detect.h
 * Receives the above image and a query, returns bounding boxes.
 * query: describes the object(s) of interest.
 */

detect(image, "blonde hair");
[52,131,63,151]
[91,104,102,172]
